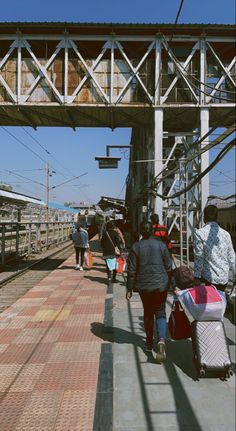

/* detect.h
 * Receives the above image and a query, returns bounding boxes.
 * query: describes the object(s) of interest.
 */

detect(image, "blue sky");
[1,0,235,24]
[0,0,235,204]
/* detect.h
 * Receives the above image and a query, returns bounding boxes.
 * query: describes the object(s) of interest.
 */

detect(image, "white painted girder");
[0,34,235,107]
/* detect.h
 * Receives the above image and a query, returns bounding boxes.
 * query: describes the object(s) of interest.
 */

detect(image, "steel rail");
[0,241,74,289]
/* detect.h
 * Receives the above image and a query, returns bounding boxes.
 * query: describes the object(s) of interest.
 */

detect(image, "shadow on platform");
[91,322,145,349]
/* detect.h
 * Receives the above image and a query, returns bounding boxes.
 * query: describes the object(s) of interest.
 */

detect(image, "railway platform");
[0,237,235,431]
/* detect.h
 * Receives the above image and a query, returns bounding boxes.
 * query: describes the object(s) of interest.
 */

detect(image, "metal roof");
[0,22,234,26]
[0,188,44,206]
[48,201,80,213]
[97,196,126,212]
[0,22,234,36]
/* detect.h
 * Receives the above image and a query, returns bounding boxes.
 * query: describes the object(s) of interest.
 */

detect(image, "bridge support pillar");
[200,107,210,222]
[154,107,163,222]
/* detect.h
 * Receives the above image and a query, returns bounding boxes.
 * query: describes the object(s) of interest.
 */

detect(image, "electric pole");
[45,161,49,221]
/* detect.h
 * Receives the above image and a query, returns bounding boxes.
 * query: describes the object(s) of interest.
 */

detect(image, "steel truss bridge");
[0,22,235,260]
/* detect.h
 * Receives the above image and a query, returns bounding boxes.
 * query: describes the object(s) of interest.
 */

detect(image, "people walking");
[126,221,172,363]
[150,213,173,252]
[72,224,89,270]
[101,220,122,283]
[193,205,235,291]
[115,220,126,250]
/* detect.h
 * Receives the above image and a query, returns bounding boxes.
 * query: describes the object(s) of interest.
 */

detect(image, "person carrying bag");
[101,220,121,283]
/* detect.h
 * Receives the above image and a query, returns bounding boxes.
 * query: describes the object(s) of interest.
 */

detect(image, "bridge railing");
[0,221,74,266]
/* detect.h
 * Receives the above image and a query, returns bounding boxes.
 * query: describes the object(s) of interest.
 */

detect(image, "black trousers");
[105,261,117,281]
[75,247,86,266]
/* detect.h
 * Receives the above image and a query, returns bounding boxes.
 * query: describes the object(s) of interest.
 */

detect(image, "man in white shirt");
[193,205,235,291]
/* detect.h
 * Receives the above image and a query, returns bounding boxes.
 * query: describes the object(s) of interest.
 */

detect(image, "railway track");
[0,243,74,314]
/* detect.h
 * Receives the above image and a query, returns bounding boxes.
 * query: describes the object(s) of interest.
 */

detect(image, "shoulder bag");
[106,231,121,256]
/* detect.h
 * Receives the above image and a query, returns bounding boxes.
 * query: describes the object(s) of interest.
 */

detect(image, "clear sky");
[0,0,235,205]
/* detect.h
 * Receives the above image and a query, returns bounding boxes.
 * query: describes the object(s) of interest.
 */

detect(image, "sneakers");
[145,343,153,352]
[156,341,166,363]
[75,265,83,271]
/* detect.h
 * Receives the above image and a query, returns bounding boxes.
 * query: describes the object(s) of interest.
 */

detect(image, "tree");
[64,201,73,207]
[0,183,13,191]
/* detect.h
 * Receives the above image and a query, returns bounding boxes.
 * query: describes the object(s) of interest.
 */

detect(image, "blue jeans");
[139,290,167,345]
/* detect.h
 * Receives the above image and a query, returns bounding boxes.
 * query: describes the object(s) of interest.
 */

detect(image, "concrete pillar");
[200,108,210,218]
[154,108,163,222]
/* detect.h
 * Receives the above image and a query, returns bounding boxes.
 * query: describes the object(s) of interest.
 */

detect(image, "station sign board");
[95,156,121,169]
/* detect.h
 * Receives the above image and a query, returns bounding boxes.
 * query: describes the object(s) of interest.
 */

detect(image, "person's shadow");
[165,338,196,379]
[91,321,145,349]
[91,320,198,374]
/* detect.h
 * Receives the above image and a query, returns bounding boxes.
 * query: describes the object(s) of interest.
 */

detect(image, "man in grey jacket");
[72,224,89,270]
[126,221,172,363]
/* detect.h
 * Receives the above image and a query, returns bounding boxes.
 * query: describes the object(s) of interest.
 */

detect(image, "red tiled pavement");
[0,240,108,430]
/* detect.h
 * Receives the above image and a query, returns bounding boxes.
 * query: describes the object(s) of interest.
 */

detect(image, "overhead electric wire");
[21,128,95,206]
[162,35,236,102]
[208,193,236,200]
[169,0,185,44]
[2,126,90,199]
[214,168,235,182]
[188,75,236,95]
[0,169,44,174]
[152,124,235,186]
[149,139,235,200]
[21,127,70,179]
[51,173,88,190]
[22,127,50,155]
[117,178,127,199]
[4,170,45,188]
[1,126,46,164]
[137,123,235,199]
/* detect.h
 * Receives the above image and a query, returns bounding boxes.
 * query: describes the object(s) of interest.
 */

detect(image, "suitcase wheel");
[227,369,233,378]
[199,367,205,378]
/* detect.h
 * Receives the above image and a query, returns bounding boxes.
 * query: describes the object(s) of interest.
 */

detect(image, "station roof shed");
[0,188,45,207]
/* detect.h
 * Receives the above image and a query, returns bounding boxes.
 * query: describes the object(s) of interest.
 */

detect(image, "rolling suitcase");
[191,320,233,379]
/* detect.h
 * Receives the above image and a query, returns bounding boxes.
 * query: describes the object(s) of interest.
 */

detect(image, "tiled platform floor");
[0,246,107,431]
[1,242,235,431]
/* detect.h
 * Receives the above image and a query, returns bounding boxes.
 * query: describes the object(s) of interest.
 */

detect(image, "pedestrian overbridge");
[0,22,235,130]
[1,22,236,256]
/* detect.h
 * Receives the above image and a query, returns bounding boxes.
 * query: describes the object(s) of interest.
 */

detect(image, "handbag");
[168,298,192,340]
[116,256,126,274]
[85,249,93,269]
[106,231,121,256]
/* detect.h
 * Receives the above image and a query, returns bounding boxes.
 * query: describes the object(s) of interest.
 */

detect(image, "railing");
[0,221,74,266]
